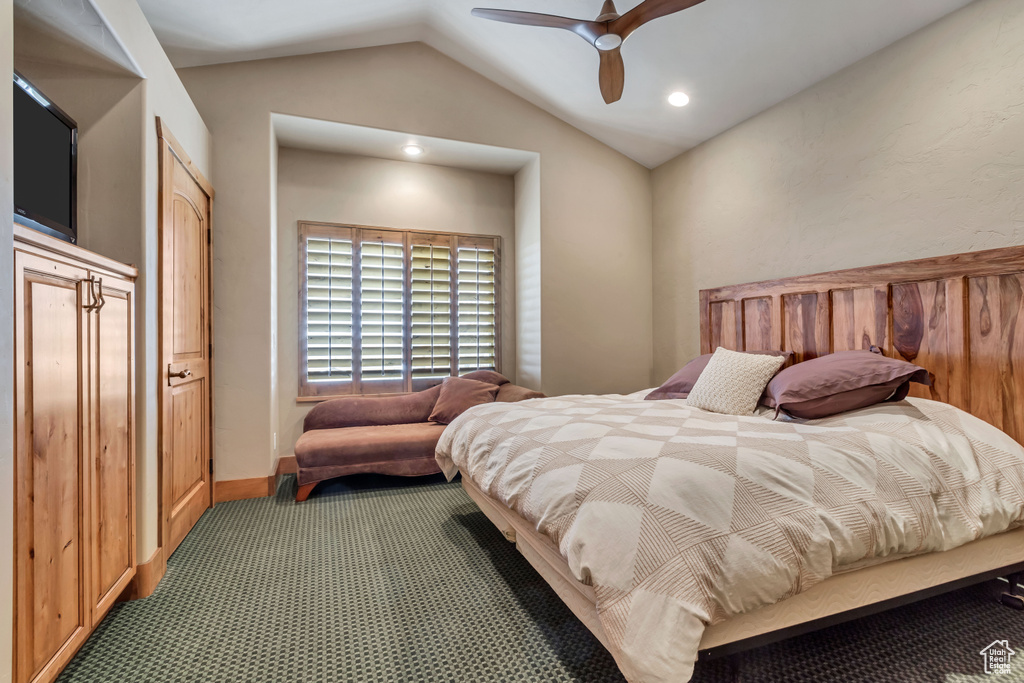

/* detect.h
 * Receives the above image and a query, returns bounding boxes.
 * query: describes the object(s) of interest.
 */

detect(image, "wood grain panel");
[742,297,773,351]
[15,255,91,683]
[171,191,204,357]
[14,227,139,683]
[968,274,1024,442]
[702,243,1024,301]
[709,300,739,351]
[699,245,1024,441]
[170,381,204,507]
[29,279,85,675]
[891,279,967,409]
[781,292,830,362]
[832,286,888,352]
[159,119,214,560]
[91,280,136,622]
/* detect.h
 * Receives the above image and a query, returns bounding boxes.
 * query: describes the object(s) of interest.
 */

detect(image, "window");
[299,222,500,398]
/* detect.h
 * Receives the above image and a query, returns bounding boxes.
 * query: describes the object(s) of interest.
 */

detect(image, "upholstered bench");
[294,371,543,501]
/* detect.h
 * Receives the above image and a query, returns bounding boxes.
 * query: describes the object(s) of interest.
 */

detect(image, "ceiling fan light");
[668,91,690,107]
[402,144,424,156]
[594,33,622,51]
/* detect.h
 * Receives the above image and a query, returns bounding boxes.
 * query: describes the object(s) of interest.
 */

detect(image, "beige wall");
[2,0,15,678]
[514,157,542,389]
[179,42,653,483]
[97,0,212,562]
[12,0,211,563]
[276,148,517,454]
[651,0,1024,382]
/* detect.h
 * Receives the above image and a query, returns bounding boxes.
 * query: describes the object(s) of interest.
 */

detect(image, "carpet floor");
[58,474,1023,682]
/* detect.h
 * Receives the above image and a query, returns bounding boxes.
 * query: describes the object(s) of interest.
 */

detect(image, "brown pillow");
[429,376,500,424]
[764,350,930,419]
[458,370,510,386]
[646,350,793,401]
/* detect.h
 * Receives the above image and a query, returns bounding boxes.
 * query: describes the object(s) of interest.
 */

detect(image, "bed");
[434,244,1024,683]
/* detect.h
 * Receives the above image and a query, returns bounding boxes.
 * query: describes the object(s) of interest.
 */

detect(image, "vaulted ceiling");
[137,0,975,168]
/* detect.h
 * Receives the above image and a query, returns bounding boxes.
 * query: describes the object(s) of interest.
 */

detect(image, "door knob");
[168,366,191,379]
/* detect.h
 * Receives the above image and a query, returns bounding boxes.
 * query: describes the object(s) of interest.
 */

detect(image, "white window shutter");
[304,237,353,382]
[410,244,452,380]
[456,246,497,372]
[359,239,405,381]
[300,223,500,397]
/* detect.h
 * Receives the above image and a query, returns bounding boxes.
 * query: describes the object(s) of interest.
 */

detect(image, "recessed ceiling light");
[402,144,424,156]
[668,91,690,107]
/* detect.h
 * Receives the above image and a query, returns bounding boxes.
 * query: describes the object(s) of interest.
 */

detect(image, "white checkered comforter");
[435,393,1024,683]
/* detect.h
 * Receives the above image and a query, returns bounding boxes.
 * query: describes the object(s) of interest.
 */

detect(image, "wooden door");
[14,251,92,683]
[89,273,136,623]
[158,119,215,557]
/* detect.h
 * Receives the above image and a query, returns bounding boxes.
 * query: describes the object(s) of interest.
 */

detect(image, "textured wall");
[180,42,653,483]
[651,0,1024,382]
[276,148,516,456]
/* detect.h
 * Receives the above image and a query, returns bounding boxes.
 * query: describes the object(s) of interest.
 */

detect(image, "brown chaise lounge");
[293,370,543,501]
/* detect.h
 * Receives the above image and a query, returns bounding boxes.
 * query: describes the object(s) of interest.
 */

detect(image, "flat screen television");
[13,72,77,244]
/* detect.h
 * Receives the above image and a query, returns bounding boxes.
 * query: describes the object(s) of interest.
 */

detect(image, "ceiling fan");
[471,0,707,104]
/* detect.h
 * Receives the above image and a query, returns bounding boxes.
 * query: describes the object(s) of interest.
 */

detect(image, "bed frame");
[459,244,1024,665]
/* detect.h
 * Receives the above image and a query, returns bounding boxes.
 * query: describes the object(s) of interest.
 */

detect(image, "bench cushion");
[294,422,446,485]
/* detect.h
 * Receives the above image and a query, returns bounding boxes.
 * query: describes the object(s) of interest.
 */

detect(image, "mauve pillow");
[764,350,930,419]
[429,376,500,424]
[646,350,793,401]
[458,369,510,386]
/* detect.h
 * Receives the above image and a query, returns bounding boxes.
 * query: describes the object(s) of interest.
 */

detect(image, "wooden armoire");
[12,225,137,683]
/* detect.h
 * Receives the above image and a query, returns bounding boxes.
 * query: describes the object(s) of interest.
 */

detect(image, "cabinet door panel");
[15,252,90,683]
[91,275,136,621]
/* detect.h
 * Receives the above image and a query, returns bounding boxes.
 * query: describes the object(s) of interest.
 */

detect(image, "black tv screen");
[13,73,77,244]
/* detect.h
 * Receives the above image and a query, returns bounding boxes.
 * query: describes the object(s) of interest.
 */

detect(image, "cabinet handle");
[83,277,105,312]
[168,365,192,380]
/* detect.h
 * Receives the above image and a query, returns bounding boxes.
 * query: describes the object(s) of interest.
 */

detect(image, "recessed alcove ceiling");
[140,0,975,168]
[272,114,537,175]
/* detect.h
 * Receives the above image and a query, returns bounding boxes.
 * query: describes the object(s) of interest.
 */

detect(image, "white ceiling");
[15,0,142,76]
[273,113,537,175]
[137,0,975,168]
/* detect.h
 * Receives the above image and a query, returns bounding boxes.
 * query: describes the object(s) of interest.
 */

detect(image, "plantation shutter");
[359,231,406,391]
[410,237,453,391]
[303,232,354,391]
[299,223,500,398]
[456,237,498,373]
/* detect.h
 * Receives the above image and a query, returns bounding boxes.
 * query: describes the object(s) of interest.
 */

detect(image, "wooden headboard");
[699,245,1024,442]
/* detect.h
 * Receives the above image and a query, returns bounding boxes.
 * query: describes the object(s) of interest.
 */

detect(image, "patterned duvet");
[435,393,1024,683]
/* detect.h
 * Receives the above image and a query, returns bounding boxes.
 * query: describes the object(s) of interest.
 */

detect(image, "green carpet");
[57,475,1022,682]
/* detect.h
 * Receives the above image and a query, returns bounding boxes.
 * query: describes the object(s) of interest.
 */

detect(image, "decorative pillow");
[685,347,787,415]
[429,376,500,424]
[764,350,931,419]
[646,349,792,401]
[458,369,510,386]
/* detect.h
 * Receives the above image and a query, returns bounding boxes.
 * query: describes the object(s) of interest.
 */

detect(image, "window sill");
[296,391,415,404]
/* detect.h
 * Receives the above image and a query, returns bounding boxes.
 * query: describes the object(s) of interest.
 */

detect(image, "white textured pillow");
[686,347,786,415]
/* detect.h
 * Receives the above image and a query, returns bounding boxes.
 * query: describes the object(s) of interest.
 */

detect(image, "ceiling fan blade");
[609,0,707,40]
[471,8,604,43]
[598,47,625,104]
